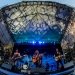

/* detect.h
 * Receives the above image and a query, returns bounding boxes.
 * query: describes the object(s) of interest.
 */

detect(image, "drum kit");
[14,55,56,71]
[15,55,33,70]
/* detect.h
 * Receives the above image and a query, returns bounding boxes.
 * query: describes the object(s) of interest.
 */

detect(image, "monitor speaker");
[1,63,13,70]
[1,63,20,72]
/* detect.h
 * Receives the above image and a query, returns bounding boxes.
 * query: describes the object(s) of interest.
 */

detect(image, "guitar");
[12,56,22,62]
[55,55,64,61]
[32,52,46,63]
[32,55,40,63]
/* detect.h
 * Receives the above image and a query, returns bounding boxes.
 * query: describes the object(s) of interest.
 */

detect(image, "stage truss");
[1,1,73,44]
[0,1,75,49]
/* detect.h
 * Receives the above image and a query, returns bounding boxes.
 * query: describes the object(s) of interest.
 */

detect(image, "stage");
[0,1,75,75]
[0,61,74,75]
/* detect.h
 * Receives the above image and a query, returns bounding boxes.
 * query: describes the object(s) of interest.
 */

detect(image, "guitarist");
[11,49,21,65]
[54,48,64,70]
[32,50,43,67]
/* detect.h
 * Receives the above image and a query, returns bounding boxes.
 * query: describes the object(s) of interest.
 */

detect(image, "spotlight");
[54,42,55,45]
[32,41,36,44]
[39,41,42,44]
[42,42,44,44]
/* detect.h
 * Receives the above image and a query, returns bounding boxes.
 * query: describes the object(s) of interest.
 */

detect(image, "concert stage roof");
[0,1,75,49]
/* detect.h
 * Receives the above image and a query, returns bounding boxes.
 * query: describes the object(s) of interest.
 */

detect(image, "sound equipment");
[21,67,46,75]
[1,63,20,72]
[1,63,13,70]
[31,67,46,73]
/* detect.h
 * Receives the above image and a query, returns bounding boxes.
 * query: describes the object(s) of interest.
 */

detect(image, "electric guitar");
[32,52,46,63]
[32,55,40,63]
[55,54,64,61]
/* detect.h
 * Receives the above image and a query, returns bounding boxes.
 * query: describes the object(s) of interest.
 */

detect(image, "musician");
[32,50,43,67]
[54,48,64,70]
[12,49,21,66]
[22,51,29,65]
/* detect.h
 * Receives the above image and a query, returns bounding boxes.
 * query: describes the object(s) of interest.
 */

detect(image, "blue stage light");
[54,42,55,45]
[42,42,44,44]
[39,41,42,44]
[32,41,36,44]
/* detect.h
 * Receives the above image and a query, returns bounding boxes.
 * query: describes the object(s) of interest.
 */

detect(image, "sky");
[0,0,75,8]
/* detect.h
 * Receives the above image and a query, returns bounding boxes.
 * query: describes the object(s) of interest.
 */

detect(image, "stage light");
[42,42,44,44]
[39,41,42,44]
[54,42,55,45]
[32,41,36,44]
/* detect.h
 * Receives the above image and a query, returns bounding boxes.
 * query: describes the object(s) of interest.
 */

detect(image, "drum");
[15,55,29,69]
[23,65,28,70]
[21,55,29,64]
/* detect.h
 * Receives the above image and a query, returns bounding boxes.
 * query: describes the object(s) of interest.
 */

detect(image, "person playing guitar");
[11,49,21,65]
[54,48,64,70]
[12,49,30,69]
[32,50,44,67]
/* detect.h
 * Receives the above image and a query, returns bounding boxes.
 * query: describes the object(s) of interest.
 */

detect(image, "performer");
[11,49,21,66]
[22,51,29,65]
[12,49,21,60]
[17,51,30,69]
[54,48,64,70]
[32,50,43,67]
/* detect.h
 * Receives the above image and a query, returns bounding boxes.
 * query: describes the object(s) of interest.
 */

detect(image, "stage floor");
[15,55,58,71]
[0,61,74,75]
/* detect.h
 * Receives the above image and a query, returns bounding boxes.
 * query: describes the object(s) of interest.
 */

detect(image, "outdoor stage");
[0,1,75,75]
